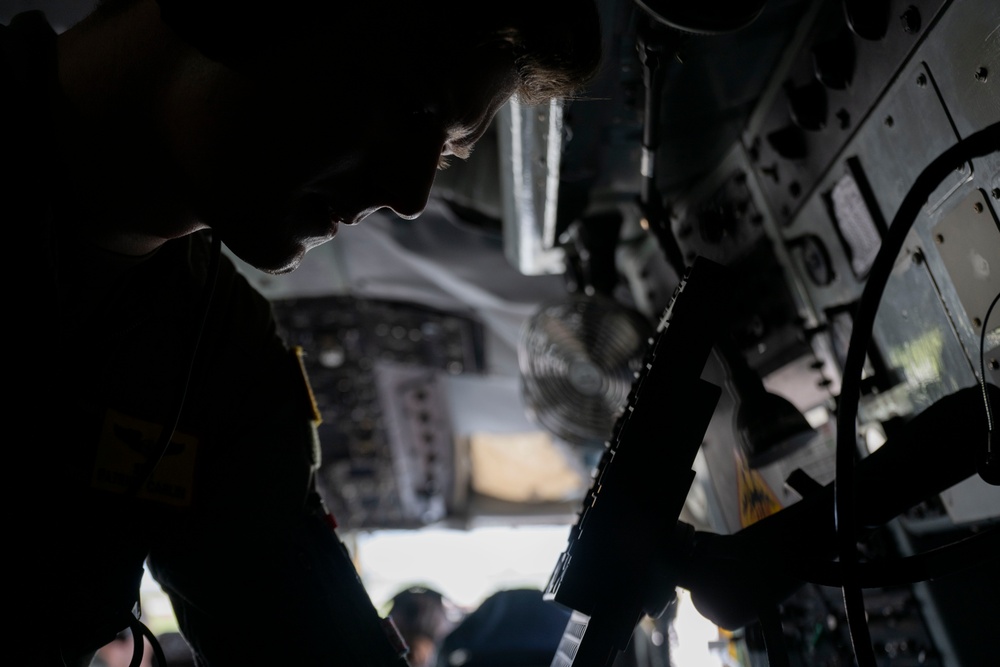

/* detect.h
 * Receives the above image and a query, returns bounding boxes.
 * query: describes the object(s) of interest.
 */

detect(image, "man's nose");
[379,147,441,220]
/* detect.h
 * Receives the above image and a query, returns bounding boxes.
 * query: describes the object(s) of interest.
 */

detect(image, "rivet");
[900,6,921,33]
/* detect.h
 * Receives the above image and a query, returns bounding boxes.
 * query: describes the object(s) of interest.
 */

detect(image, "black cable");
[128,232,223,496]
[755,602,791,667]
[783,526,1000,589]
[127,617,145,667]
[978,290,1000,483]
[834,122,1000,665]
[130,615,169,667]
[874,525,1000,587]
[981,292,999,433]
[122,232,222,665]
[841,582,875,666]
[637,20,688,278]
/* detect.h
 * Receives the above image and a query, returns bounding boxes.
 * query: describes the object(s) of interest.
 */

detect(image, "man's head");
[387,586,457,667]
[151,1,603,106]
[64,0,602,273]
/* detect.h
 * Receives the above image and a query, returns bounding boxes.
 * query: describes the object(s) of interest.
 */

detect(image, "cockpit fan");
[518,294,652,447]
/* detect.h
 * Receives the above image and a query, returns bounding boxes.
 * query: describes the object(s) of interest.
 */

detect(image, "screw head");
[900,6,921,33]
[974,202,984,213]
[836,108,851,129]
[974,67,989,82]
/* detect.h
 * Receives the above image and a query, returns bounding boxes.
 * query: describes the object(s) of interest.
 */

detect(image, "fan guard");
[518,293,652,447]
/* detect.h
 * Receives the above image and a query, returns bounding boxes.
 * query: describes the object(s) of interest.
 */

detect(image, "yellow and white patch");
[91,409,199,507]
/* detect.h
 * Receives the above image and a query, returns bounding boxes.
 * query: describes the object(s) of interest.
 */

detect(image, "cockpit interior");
[7,0,998,665]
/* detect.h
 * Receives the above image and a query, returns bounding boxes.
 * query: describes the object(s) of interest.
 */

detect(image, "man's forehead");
[157,0,599,111]
[157,0,527,63]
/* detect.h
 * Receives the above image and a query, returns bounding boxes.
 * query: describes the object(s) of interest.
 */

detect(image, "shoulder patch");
[92,409,199,508]
[292,345,323,427]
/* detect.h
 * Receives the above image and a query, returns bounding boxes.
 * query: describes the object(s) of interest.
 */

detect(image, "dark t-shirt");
[2,12,405,666]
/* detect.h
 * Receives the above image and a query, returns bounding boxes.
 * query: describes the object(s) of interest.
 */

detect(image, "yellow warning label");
[736,449,783,527]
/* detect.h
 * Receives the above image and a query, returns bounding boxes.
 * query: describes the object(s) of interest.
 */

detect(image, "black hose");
[755,602,791,667]
[834,122,1000,664]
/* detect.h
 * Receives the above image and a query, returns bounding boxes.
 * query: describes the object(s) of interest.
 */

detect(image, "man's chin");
[262,259,302,276]
[222,237,307,275]
[213,199,338,274]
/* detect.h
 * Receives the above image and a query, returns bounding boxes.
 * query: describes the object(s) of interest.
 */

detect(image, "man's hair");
[387,587,454,643]
[461,1,604,104]
[140,0,602,103]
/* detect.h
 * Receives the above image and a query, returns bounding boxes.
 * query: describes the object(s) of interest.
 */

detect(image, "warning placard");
[735,449,783,527]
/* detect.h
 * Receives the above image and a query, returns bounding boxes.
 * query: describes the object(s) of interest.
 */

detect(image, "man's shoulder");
[1,10,60,214]
[181,231,284,350]
[1,11,58,84]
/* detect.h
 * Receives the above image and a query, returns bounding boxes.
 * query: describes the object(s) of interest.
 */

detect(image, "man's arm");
[145,253,409,665]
